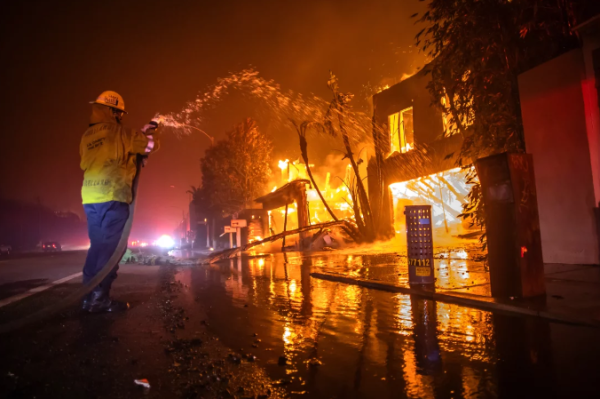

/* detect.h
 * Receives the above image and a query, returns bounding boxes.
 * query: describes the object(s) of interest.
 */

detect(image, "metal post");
[206,221,210,248]
[236,228,242,248]
[211,218,216,249]
[229,232,233,249]
[282,203,289,251]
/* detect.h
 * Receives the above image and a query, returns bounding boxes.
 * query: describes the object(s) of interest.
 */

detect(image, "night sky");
[0,0,425,240]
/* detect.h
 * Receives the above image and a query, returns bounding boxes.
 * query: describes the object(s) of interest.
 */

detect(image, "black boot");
[87,287,111,313]
[81,292,91,311]
[87,286,127,313]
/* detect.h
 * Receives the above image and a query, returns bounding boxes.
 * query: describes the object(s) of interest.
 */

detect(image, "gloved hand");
[141,121,158,135]
[139,120,159,167]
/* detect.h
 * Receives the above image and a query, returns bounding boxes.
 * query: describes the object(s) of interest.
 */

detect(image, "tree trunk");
[297,131,339,222]
[337,111,374,239]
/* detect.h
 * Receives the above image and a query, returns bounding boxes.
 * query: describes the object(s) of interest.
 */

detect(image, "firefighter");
[80,91,160,312]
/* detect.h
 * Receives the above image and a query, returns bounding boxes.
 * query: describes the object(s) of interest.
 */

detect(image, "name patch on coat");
[86,138,105,150]
[83,179,110,187]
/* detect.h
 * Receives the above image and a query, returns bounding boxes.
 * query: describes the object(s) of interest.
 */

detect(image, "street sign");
[231,219,247,228]
[224,226,235,233]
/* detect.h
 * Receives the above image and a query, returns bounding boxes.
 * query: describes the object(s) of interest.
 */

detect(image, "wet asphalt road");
[0,251,84,301]
[1,251,600,398]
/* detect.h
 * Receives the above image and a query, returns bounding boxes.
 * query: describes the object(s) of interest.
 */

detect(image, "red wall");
[518,49,599,264]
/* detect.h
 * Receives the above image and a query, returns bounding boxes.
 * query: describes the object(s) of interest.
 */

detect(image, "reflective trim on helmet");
[145,135,155,153]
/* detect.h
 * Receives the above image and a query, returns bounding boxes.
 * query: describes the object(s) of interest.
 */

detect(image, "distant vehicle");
[42,242,62,252]
[0,244,11,255]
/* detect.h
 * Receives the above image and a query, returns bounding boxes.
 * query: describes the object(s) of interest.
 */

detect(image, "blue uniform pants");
[83,201,129,291]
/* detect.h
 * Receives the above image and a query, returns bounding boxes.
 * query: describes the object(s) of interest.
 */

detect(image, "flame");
[313,211,321,223]
[400,72,416,82]
[455,249,468,259]
[307,189,320,201]
[265,155,359,238]
[283,326,294,345]
[375,84,390,94]
[248,235,264,244]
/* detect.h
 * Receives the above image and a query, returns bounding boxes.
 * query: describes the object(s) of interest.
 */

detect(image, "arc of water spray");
[179,123,215,146]
[155,114,215,146]
[156,68,373,148]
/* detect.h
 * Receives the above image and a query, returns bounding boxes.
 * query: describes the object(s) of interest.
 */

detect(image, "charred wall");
[372,66,445,155]
[369,68,464,238]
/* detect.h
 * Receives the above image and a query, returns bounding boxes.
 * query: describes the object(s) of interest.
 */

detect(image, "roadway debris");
[121,248,176,265]
[134,379,151,389]
[205,220,358,264]
[156,265,287,398]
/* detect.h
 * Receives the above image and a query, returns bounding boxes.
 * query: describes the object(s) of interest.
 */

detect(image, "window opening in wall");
[388,112,400,154]
[388,106,414,155]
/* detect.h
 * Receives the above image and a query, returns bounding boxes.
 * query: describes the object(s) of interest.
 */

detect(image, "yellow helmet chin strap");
[111,107,124,123]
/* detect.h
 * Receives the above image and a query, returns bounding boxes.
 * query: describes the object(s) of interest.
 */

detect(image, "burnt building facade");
[368,67,469,239]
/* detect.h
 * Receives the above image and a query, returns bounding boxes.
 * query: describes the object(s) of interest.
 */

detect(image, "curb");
[310,272,600,328]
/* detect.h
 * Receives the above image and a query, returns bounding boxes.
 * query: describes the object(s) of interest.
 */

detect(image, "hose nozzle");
[151,115,165,126]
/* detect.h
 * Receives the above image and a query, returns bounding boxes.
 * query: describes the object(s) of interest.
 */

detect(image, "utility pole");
[206,218,210,248]
[36,196,41,243]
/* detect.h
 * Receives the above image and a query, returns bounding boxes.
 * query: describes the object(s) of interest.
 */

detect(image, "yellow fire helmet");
[90,90,127,113]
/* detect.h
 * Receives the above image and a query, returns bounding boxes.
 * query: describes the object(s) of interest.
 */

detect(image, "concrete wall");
[519,49,599,264]
[580,24,600,206]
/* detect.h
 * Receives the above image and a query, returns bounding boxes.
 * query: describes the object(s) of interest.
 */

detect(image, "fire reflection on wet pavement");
[176,253,600,398]
[299,249,491,296]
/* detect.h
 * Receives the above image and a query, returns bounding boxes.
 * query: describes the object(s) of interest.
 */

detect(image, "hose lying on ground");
[0,157,143,335]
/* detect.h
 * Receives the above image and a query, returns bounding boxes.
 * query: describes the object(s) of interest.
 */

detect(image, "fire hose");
[0,155,145,335]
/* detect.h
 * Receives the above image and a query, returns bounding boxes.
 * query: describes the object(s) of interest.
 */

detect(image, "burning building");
[254,159,358,251]
[368,67,474,242]
[244,68,475,251]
